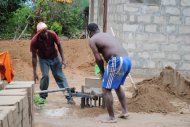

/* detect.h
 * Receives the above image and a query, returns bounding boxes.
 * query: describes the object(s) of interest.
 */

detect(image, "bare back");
[89,32,127,62]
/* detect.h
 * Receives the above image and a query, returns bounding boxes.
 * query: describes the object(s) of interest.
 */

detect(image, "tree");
[0,0,27,33]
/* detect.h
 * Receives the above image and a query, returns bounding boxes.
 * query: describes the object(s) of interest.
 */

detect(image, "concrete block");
[145,24,157,33]
[161,44,178,51]
[184,55,190,60]
[129,15,135,22]
[85,77,101,88]
[166,25,176,34]
[0,110,9,127]
[0,96,24,112]
[22,118,30,127]
[183,8,190,16]
[169,16,182,24]
[162,0,176,6]
[142,43,160,51]
[124,43,136,50]
[16,123,22,127]
[0,106,16,127]
[0,106,18,126]
[151,52,165,59]
[138,15,151,23]
[165,7,180,15]
[168,35,190,44]
[179,26,190,34]
[185,17,190,25]
[136,33,149,41]
[0,89,27,96]
[136,60,156,69]
[180,63,190,70]
[142,6,160,14]
[124,6,139,12]
[166,54,181,60]
[124,32,135,41]
[14,111,22,126]
[181,0,190,6]
[123,24,138,32]
[153,16,165,24]
[149,34,166,42]
[137,52,149,59]
[22,108,29,118]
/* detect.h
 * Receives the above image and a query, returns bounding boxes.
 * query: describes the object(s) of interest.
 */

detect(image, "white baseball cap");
[37,22,48,33]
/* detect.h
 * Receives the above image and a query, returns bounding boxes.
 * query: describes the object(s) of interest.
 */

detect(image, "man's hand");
[62,61,67,69]
[33,73,39,84]
[100,71,104,80]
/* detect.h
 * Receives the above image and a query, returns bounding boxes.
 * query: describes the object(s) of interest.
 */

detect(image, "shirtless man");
[87,23,132,123]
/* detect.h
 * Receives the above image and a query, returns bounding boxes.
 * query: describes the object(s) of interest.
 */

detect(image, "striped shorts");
[102,55,131,90]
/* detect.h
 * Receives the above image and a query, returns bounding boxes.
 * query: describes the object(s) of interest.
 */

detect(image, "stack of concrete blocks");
[0,106,17,127]
[0,81,34,127]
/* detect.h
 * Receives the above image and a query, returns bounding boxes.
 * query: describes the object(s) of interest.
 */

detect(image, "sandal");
[101,118,117,123]
[118,113,129,119]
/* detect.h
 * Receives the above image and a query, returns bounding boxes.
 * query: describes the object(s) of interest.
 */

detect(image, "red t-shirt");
[30,30,60,59]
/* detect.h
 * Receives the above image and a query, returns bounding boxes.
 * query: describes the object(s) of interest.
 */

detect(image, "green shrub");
[50,22,62,35]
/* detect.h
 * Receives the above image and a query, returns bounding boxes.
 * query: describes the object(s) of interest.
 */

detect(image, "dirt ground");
[0,39,190,127]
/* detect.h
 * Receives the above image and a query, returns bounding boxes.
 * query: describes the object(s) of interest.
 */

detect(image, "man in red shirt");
[31,22,74,104]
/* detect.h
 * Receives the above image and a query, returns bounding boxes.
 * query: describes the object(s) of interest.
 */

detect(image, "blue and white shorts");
[102,56,131,90]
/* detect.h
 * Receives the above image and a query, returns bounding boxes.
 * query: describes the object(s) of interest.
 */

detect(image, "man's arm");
[57,43,66,67]
[89,40,104,76]
[32,52,38,83]
[52,30,66,68]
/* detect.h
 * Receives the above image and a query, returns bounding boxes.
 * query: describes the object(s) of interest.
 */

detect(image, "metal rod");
[35,87,69,94]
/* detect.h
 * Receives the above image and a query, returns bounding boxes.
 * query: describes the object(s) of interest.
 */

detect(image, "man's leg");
[50,57,69,88]
[51,57,74,104]
[102,88,117,123]
[39,58,50,99]
[115,86,129,118]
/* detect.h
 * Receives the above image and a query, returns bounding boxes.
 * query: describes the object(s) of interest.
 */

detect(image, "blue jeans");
[39,56,69,99]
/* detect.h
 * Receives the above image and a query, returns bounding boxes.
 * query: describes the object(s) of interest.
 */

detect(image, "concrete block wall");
[89,0,190,76]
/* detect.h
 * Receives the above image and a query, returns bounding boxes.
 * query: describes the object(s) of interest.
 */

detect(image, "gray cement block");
[0,106,16,127]
[0,89,27,96]
[85,77,101,88]
[0,96,25,113]
[22,117,30,127]
[0,109,9,127]
[84,77,102,95]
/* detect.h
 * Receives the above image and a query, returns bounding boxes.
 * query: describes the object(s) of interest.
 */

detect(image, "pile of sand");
[126,76,177,113]
[120,67,190,113]
[63,39,95,72]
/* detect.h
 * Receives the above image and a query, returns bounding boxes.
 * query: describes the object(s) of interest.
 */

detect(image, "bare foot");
[118,113,129,119]
[101,118,117,123]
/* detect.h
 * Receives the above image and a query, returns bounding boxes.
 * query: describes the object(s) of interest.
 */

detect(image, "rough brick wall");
[89,0,190,76]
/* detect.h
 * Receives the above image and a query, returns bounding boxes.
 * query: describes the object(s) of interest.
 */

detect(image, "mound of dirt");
[63,39,95,72]
[122,67,190,113]
[126,77,177,113]
[0,39,95,80]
